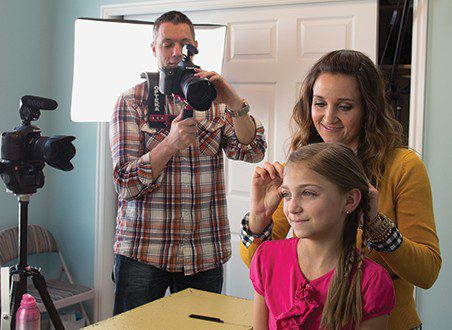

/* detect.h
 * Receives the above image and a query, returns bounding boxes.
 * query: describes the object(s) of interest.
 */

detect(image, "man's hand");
[249,161,284,234]
[165,110,199,152]
[194,69,243,110]
[146,111,198,181]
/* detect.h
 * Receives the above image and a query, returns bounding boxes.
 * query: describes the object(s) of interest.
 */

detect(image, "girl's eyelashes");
[280,190,290,199]
[302,190,317,197]
[280,189,317,198]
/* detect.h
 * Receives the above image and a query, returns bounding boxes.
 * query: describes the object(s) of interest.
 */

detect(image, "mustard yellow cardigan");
[240,148,441,330]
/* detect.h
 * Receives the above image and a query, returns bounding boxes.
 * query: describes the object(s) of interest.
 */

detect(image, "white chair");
[0,225,95,325]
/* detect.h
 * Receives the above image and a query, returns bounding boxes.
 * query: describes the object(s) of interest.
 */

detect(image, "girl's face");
[311,73,364,151]
[281,162,352,241]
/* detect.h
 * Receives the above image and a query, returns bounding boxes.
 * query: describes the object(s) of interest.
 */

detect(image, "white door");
[119,0,377,302]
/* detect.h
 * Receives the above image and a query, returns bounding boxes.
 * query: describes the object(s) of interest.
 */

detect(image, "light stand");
[379,0,412,121]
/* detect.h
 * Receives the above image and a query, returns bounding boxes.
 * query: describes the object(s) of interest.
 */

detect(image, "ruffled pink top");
[250,238,395,329]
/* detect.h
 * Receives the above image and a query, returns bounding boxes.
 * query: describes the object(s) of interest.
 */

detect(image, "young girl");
[250,143,395,330]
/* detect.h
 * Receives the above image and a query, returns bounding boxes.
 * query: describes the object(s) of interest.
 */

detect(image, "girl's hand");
[249,161,284,234]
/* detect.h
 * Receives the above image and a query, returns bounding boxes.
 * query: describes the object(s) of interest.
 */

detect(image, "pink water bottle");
[15,293,41,330]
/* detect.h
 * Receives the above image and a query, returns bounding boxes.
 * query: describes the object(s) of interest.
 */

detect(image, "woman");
[240,50,441,329]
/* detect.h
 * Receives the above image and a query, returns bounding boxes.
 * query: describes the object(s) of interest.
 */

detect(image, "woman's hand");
[249,161,284,234]
[368,183,379,226]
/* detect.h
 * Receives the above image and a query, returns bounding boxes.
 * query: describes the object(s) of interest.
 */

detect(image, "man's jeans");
[113,254,224,315]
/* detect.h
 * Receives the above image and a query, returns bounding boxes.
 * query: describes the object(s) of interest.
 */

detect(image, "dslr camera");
[0,95,76,195]
[159,44,217,111]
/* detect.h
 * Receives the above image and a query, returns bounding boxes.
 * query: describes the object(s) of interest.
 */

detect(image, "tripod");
[6,195,64,330]
[0,94,76,330]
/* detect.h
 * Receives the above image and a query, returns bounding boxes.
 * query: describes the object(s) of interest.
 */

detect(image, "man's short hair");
[153,11,195,40]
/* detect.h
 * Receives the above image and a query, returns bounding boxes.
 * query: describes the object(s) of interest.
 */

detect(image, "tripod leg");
[9,268,27,330]
[1,267,12,330]
[31,271,64,330]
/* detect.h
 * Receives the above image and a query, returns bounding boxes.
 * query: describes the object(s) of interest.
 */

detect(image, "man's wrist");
[159,138,178,156]
[226,100,250,118]
[227,98,245,111]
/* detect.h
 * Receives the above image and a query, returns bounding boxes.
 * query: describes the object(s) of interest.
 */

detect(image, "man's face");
[151,22,197,69]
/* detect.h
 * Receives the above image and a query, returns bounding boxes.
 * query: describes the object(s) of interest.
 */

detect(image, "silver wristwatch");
[226,100,250,118]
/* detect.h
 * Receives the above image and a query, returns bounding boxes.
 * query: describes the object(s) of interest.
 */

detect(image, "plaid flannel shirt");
[111,82,266,275]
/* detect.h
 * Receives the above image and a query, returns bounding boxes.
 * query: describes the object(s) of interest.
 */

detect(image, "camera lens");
[180,73,217,111]
[34,136,76,171]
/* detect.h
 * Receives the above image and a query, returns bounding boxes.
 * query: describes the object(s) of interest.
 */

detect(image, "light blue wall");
[0,1,53,231]
[417,0,452,328]
[45,0,137,289]
[0,0,130,290]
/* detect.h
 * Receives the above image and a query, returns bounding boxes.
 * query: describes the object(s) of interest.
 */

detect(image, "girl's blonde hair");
[287,142,371,329]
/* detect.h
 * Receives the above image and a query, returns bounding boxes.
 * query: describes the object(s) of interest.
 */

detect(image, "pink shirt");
[250,238,396,329]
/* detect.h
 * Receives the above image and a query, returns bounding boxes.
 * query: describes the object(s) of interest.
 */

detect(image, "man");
[110,11,266,314]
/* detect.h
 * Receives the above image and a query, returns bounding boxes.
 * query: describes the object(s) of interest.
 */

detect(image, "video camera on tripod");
[0,95,75,195]
[0,95,76,330]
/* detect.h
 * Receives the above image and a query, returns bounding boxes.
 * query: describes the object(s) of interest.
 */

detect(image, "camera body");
[0,96,76,195]
[159,65,197,98]
[159,44,216,111]
[1,125,46,193]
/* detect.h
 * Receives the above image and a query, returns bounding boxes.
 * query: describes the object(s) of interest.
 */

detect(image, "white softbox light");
[71,18,226,122]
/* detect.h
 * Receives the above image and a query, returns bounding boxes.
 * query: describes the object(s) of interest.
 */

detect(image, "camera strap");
[140,72,175,129]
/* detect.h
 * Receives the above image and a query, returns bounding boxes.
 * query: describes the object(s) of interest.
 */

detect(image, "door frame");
[94,0,428,321]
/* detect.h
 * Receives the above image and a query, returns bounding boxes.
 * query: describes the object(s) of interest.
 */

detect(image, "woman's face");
[281,162,349,241]
[311,73,364,151]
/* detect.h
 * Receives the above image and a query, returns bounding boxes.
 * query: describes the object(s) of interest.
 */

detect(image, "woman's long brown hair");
[290,49,404,186]
[287,142,371,329]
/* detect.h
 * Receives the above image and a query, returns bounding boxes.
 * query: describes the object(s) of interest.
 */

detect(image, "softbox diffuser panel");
[71,18,226,122]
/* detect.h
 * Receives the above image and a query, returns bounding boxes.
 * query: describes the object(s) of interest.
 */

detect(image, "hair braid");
[343,244,356,279]
[344,191,371,327]
[321,212,359,329]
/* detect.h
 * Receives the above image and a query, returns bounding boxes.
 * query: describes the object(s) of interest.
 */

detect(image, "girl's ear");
[344,188,362,214]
